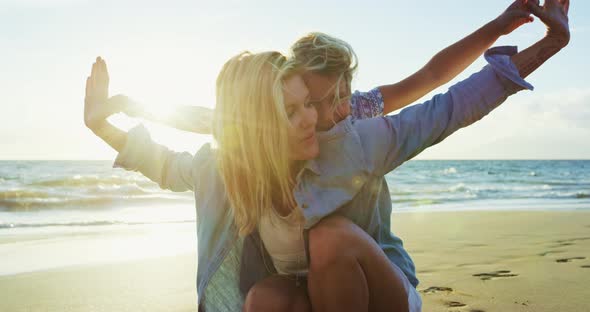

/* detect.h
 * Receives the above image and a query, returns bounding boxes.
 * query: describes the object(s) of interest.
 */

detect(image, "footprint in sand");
[549,237,590,248]
[555,237,590,243]
[444,301,487,312]
[549,242,575,248]
[472,270,518,280]
[556,257,586,263]
[420,286,453,294]
[442,299,487,311]
[538,250,565,257]
[445,301,466,307]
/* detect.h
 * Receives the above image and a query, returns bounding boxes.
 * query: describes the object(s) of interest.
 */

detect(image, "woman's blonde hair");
[290,32,358,111]
[213,51,302,236]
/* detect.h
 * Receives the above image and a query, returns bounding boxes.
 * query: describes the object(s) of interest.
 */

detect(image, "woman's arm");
[379,0,534,114]
[84,57,203,192]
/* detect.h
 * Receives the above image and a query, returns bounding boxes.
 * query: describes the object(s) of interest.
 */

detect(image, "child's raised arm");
[108,95,214,134]
[379,0,533,114]
[359,0,570,176]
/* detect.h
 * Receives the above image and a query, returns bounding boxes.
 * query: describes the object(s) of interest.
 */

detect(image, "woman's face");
[302,72,351,131]
[284,75,320,160]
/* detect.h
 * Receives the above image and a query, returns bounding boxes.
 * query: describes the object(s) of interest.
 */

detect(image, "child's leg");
[243,275,311,312]
[307,215,411,312]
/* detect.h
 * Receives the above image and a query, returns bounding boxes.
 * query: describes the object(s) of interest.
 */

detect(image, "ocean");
[1,160,589,276]
[1,160,589,230]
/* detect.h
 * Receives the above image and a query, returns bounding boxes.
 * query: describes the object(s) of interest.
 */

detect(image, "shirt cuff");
[113,123,151,171]
[484,46,534,93]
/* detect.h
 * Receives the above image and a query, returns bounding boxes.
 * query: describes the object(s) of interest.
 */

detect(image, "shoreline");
[0,222,196,276]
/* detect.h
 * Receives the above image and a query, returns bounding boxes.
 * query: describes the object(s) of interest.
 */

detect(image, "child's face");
[302,72,351,131]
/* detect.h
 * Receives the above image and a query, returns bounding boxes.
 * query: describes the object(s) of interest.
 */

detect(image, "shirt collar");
[316,116,353,142]
[301,159,321,176]
[298,116,355,177]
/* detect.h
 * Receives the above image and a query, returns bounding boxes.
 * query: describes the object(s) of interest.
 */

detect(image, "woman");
[84,1,570,311]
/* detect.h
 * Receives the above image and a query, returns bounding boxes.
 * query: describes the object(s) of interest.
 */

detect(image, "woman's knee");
[243,276,310,312]
[308,215,367,270]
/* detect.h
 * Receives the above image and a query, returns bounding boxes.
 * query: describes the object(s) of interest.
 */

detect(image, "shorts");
[391,260,423,312]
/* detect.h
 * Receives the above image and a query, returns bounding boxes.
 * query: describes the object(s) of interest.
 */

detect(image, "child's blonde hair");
[290,32,358,111]
[213,51,302,236]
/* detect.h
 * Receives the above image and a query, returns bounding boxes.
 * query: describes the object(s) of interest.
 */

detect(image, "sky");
[1,0,589,160]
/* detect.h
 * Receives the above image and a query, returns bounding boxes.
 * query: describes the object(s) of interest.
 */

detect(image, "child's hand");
[494,0,534,35]
[107,94,144,118]
[526,0,570,47]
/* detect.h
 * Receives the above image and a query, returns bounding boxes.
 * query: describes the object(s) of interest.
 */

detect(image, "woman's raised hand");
[526,0,570,46]
[84,57,123,130]
[494,0,535,36]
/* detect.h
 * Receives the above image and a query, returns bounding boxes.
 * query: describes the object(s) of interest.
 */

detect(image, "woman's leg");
[243,275,311,312]
[307,215,410,312]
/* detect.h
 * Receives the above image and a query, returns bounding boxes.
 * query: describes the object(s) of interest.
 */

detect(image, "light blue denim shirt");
[114,46,533,311]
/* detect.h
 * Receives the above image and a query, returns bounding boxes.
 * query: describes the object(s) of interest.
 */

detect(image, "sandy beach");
[0,253,197,312]
[1,210,588,311]
[398,210,590,312]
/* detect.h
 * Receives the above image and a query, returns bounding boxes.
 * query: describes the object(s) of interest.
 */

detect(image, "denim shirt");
[114,46,533,311]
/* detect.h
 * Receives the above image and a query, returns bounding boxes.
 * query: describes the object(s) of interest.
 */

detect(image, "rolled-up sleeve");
[355,46,534,176]
[113,124,207,192]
